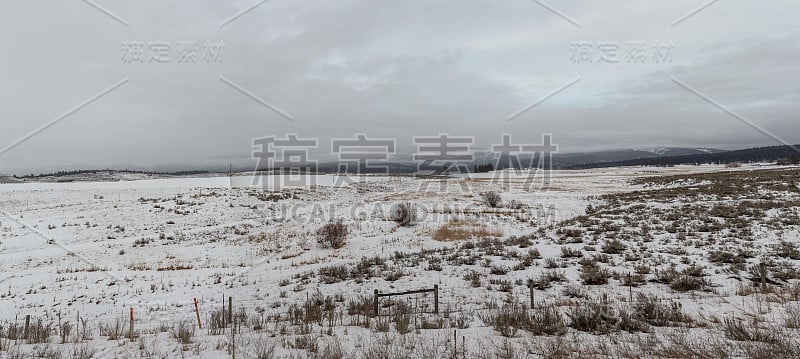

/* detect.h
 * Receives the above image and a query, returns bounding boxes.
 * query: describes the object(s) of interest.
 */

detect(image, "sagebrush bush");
[567,299,618,334]
[722,317,780,343]
[317,219,348,249]
[389,203,417,226]
[481,191,501,208]
[478,302,566,337]
[561,246,583,258]
[669,275,708,292]
[464,271,482,287]
[580,262,610,285]
[633,293,691,326]
[319,264,350,284]
[601,239,626,254]
[784,303,800,329]
[171,321,195,344]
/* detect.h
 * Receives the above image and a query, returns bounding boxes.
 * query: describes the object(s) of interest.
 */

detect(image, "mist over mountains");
[6,144,798,183]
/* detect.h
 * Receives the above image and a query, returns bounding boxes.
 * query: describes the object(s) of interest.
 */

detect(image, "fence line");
[0,282,701,347]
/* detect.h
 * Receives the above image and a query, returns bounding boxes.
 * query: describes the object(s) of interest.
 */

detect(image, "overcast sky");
[1,0,798,173]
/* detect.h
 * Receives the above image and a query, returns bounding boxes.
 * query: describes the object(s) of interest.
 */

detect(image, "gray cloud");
[0,0,798,174]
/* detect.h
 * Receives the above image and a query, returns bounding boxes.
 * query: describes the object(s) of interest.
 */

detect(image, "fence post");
[628,273,633,302]
[374,289,380,317]
[453,330,457,355]
[232,308,236,359]
[222,294,225,328]
[228,297,233,327]
[529,282,535,309]
[24,315,30,341]
[434,285,439,314]
[194,298,202,329]
[129,308,134,340]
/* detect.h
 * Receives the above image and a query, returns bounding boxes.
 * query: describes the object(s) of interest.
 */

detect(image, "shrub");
[171,321,195,344]
[316,219,348,249]
[544,258,560,268]
[708,250,747,264]
[506,200,525,210]
[394,307,412,334]
[464,271,482,288]
[59,321,73,344]
[785,303,800,329]
[669,275,708,292]
[532,270,567,290]
[478,302,566,337]
[524,248,541,260]
[99,318,125,340]
[490,265,510,275]
[562,285,588,299]
[601,239,626,254]
[560,246,583,258]
[722,317,779,343]
[617,309,650,333]
[655,266,711,292]
[18,318,53,344]
[505,235,534,248]
[346,296,374,317]
[775,241,800,260]
[481,191,501,208]
[633,293,691,326]
[567,300,618,334]
[389,203,417,226]
[580,262,610,285]
[70,344,97,359]
[319,265,350,284]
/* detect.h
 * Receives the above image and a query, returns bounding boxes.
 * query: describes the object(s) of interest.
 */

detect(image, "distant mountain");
[311,147,731,173]
[8,146,796,181]
[0,175,21,184]
[269,146,796,173]
[549,147,726,168]
[11,169,212,183]
[634,147,725,156]
[568,144,800,169]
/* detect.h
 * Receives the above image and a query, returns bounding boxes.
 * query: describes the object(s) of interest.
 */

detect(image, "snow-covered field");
[1,164,799,358]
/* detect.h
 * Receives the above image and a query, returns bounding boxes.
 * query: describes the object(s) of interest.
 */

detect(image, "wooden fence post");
[129,308,134,340]
[434,285,439,314]
[194,298,202,329]
[228,297,233,326]
[530,283,536,309]
[453,330,457,355]
[374,290,379,317]
[24,315,30,341]
[232,305,237,359]
[628,273,633,302]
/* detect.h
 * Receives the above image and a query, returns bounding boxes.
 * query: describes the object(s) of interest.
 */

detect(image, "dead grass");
[433,219,503,241]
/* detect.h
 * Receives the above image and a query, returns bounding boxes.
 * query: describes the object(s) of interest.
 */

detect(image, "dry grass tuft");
[433,219,503,241]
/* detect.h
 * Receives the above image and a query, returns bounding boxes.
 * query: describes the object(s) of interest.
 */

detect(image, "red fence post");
[194,298,202,329]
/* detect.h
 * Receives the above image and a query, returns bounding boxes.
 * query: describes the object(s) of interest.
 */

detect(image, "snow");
[0,163,798,358]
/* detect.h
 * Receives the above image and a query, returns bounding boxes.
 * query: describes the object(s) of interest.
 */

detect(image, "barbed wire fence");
[0,280,704,345]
